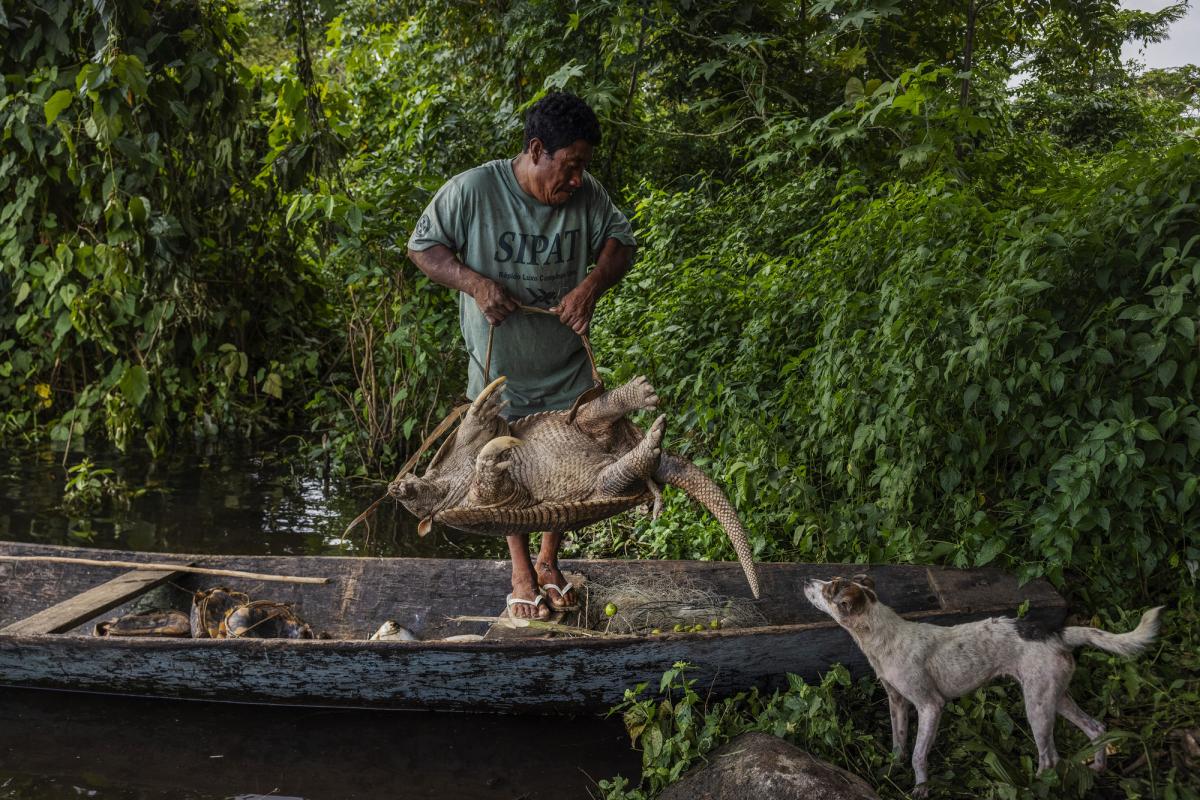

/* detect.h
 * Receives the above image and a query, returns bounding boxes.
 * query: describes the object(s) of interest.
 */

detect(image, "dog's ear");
[851,574,877,602]
[835,584,869,616]
[822,576,847,600]
[851,573,874,589]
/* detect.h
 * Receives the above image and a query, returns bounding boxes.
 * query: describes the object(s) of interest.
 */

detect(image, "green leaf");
[128,195,150,224]
[53,310,73,337]
[120,364,150,406]
[44,89,73,125]
[690,60,725,82]
[1119,304,1158,322]
[262,371,283,400]
[844,77,865,105]
[1136,337,1167,366]
[891,85,925,115]
[898,143,937,169]
[938,465,961,493]
[1158,360,1178,387]
[975,537,1005,567]
[963,383,981,410]
[544,60,585,90]
[642,726,664,760]
[1136,421,1161,441]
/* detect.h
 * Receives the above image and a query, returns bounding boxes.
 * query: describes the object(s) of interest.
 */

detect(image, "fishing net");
[576,573,766,635]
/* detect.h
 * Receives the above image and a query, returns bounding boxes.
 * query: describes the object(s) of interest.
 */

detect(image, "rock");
[659,732,879,800]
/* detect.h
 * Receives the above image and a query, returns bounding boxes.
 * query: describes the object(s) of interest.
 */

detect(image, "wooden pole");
[447,615,612,637]
[0,556,329,585]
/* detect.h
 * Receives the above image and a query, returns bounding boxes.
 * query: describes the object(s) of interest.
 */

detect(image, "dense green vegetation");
[2,0,1198,797]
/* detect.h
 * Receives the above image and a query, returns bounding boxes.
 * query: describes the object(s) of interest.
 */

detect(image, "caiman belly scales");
[390,376,760,597]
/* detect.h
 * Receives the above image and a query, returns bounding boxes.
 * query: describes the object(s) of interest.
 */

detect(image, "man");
[406,92,636,620]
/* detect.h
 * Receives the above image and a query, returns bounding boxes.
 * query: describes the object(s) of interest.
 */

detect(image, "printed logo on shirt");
[527,288,560,307]
[414,214,432,238]
[494,229,581,265]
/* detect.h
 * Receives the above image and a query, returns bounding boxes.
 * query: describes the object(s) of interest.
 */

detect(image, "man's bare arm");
[552,239,635,334]
[407,244,519,326]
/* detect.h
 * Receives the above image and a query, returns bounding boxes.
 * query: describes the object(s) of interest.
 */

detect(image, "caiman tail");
[655,453,761,599]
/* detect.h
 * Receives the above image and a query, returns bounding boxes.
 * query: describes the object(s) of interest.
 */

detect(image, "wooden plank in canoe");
[0,568,181,636]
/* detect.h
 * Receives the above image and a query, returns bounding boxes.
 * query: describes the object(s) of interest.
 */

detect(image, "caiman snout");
[388,474,444,520]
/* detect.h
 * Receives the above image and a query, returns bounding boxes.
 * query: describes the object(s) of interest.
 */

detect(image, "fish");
[94,609,192,637]
[369,621,418,641]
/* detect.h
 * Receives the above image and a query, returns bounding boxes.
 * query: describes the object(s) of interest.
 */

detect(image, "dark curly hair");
[523,91,601,155]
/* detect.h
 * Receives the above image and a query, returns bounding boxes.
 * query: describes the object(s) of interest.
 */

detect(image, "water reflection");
[0,444,505,560]
[0,688,637,800]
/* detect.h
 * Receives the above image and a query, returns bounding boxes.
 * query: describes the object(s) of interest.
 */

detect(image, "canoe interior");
[0,541,1066,642]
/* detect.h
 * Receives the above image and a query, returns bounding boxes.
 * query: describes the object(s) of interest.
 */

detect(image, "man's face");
[528,138,593,206]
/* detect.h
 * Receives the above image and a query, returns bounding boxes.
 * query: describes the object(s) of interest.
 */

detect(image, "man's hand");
[408,246,520,326]
[472,277,520,326]
[552,283,599,335]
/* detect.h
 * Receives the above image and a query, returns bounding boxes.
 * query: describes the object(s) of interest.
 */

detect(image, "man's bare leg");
[535,531,578,608]
[507,533,548,620]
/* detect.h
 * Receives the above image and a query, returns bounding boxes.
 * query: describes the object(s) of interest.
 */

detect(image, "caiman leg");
[466,436,525,507]
[597,415,665,496]
[458,376,511,448]
[576,376,658,432]
[655,453,762,599]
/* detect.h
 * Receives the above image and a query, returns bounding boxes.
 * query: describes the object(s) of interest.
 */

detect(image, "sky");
[1121,1,1199,69]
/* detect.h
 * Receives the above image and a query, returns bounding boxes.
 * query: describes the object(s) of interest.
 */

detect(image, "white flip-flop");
[504,593,549,620]
[539,581,579,612]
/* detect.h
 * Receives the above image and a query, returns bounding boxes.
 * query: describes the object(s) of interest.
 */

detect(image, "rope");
[483,303,601,385]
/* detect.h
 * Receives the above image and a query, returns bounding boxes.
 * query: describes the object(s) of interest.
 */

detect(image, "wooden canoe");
[0,541,1067,714]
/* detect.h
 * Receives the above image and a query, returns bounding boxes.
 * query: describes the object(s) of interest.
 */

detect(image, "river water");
[0,444,640,799]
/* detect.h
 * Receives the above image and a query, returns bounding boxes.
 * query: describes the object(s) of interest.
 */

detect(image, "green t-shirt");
[408,158,636,416]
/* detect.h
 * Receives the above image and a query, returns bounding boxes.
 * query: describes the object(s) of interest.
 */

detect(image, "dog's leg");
[1057,693,1108,771]
[882,680,910,759]
[911,702,943,796]
[1024,681,1062,773]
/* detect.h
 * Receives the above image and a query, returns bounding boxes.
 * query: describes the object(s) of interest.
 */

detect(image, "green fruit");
[692,623,705,632]
[651,628,661,635]
[604,603,618,617]
[673,623,685,632]
[709,618,721,629]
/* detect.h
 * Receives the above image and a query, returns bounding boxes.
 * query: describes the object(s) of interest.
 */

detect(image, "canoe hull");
[0,542,1067,714]
[0,624,861,713]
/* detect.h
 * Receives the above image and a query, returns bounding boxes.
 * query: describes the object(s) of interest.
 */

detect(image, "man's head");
[520,91,601,206]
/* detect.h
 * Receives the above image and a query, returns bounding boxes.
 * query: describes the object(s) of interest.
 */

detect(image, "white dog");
[804,574,1162,796]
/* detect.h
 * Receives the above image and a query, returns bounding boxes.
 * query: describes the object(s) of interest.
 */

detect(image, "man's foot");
[506,576,549,620]
[535,560,578,610]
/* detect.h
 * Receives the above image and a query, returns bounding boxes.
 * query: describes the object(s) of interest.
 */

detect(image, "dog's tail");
[1061,606,1163,657]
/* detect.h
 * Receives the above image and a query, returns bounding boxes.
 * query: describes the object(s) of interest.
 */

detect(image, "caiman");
[389,375,761,598]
